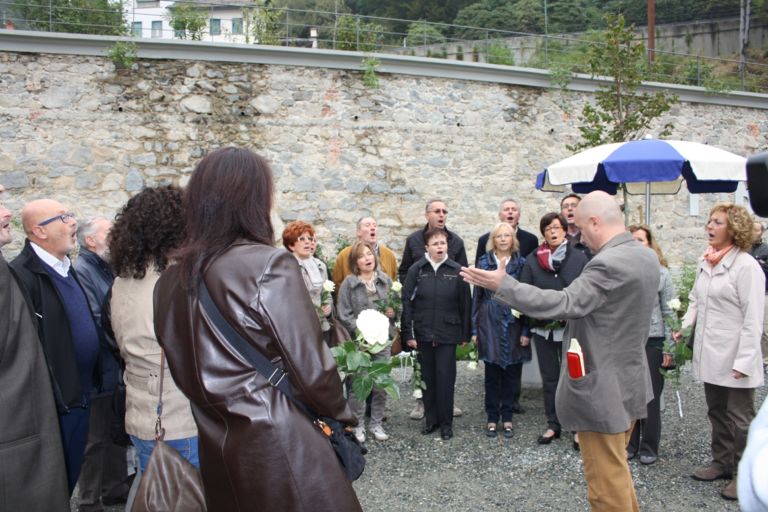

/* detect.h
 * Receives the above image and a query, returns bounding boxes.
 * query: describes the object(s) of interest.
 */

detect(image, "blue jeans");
[129,435,199,472]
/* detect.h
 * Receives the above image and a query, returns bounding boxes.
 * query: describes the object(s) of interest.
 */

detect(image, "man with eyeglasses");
[398,199,468,420]
[561,194,592,258]
[10,199,104,496]
[0,187,69,509]
[398,199,468,283]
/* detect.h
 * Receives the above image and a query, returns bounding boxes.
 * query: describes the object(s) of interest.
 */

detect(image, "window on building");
[131,21,142,37]
[231,17,243,35]
[210,18,221,36]
[151,20,162,38]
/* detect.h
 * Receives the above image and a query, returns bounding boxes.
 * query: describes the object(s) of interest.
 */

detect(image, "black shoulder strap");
[197,278,316,420]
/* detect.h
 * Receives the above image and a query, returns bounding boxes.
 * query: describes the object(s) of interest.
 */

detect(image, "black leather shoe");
[573,440,580,451]
[537,429,561,445]
[421,424,439,435]
[441,427,453,440]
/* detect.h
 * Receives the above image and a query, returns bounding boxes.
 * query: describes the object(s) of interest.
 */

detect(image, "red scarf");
[536,243,555,272]
[703,244,734,267]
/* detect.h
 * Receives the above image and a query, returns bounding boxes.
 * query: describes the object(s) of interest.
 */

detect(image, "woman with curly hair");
[106,186,198,487]
[674,203,765,500]
[282,221,333,337]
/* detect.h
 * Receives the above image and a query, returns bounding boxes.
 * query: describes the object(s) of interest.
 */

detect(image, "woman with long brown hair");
[153,147,361,511]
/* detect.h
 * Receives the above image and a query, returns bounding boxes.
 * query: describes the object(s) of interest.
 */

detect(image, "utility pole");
[647,0,655,64]
[739,0,751,81]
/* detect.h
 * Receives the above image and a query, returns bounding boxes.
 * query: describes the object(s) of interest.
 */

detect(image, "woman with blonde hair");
[627,224,675,465]
[674,203,765,501]
[472,222,529,439]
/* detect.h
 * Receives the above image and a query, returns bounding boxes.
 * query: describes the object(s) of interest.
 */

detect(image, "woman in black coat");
[401,228,472,441]
[519,212,588,446]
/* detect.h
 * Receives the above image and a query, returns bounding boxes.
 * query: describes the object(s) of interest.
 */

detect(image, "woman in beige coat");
[677,203,765,501]
[106,186,198,478]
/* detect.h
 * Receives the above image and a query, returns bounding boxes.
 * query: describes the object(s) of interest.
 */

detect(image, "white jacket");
[682,248,765,388]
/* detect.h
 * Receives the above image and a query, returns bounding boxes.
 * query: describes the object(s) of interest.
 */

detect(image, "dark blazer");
[475,227,538,266]
[74,249,120,396]
[10,240,102,413]
[154,242,361,511]
[1,257,69,510]
[495,233,658,433]
[519,243,589,327]
[400,257,472,345]
[398,224,467,282]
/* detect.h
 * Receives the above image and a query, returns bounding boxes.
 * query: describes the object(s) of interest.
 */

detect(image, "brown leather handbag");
[131,352,206,512]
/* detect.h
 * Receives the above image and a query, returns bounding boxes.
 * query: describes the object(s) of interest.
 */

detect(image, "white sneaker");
[453,406,463,417]
[370,425,389,441]
[353,426,365,443]
[409,400,425,420]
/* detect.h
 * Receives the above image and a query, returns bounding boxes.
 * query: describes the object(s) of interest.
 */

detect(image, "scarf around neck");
[536,240,568,272]
[703,244,734,267]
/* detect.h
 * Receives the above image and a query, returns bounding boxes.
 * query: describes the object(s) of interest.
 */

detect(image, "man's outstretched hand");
[460,262,508,292]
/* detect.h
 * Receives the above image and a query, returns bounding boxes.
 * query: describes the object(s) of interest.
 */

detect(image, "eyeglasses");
[297,235,315,242]
[561,202,579,209]
[544,225,564,232]
[430,209,448,215]
[38,212,76,227]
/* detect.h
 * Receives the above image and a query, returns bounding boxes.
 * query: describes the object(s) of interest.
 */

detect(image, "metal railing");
[3,1,768,93]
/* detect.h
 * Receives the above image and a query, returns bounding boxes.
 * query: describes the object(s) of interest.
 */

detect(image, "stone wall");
[0,50,766,268]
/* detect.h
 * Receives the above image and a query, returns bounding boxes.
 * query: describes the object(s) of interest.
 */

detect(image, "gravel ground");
[75,363,766,512]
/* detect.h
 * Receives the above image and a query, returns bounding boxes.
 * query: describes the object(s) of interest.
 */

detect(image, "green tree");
[487,40,514,65]
[406,20,446,46]
[333,14,383,51]
[453,0,517,39]
[568,14,678,152]
[12,0,126,35]
[168,3,208,40]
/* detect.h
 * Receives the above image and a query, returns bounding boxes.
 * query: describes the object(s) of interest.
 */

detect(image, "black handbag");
[198,279,366,482]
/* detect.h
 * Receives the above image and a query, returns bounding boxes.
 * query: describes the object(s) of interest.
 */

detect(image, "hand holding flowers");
[330,309,400,401]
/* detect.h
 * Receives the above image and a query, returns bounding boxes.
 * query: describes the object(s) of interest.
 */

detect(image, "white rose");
[356,309,390,348]
[511,309,521,318]
[667,298,682,311]
[323,280,335,293]
[412,388,423,399]
[391,281,403,293]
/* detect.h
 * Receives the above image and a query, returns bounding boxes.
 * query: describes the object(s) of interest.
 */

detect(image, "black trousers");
[484,361,522,423]
[76,394,128,510]
[420,342,457,429]
[628,339,664,457]
[533,333,562,431]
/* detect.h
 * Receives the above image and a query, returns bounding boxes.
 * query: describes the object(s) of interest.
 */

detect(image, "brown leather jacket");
[153,241,361,511]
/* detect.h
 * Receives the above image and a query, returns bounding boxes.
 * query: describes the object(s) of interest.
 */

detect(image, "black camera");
[747,152,768,217]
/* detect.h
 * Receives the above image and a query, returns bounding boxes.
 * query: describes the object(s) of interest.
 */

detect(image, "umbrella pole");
[645,182,651,225]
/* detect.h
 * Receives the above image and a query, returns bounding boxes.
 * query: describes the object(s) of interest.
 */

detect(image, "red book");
[567,338,586,379]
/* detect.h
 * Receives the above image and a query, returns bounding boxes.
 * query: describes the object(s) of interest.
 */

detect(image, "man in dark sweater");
[398,199,468,282]
[475,198,539,265]
[561,194,592,259]
[10,199,102,495]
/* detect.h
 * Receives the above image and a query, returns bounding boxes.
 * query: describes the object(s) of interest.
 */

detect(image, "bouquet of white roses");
[660,297,693,387]
[374,280,403,325]
[330,309,400,401]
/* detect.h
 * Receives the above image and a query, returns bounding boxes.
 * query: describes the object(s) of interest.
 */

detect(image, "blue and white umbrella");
[536,139,747,223]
